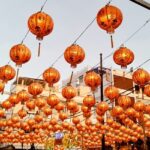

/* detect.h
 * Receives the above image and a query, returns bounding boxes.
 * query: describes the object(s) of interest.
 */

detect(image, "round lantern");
[84,71,101,91]
[35,97,46,109]
[83,95,96,108]
[1,100,12,110]
[113,46,134,68]
[18,109,27,119]
[72,117,80,125]
[97,102,109,114]
[62,85,76,101]
[47,94,59,108]
[64,44,85,68]
[26,100,35,110]
[117,95,132,109]
[9,93,20,105]
[43,67,60,87]
[81,105,91,113]
[104,85,119,102]
[42,107,52,116]
[144,84,150,97]
[59,112,68,121]
[134,101,145,112]
[67,101,78,112]
[10,44,31,66]
[28,11,54,56]
[132,68,150,87]
[17,90,30,103]
[34,115,43,123]
[28,82,43,97]
[125,107,136,117]
[0,65,16,83]
[111,106,123,117]
[97,5,123,48]
[55,102,65,112]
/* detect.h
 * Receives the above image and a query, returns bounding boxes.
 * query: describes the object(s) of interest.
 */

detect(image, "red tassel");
[38,42,41,57]
[110,35,114,48]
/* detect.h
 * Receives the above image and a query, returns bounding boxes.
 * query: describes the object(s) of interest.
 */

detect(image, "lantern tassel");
[16,68,20,85]
[110,35,114,48]
[38,42,41,57]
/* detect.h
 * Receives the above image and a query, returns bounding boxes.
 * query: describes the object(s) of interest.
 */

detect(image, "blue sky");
[0,0,150,100]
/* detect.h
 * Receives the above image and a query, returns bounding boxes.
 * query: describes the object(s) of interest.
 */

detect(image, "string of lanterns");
[0,0,149,150]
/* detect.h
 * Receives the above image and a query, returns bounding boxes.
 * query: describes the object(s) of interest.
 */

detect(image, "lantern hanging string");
[21,30,30,44]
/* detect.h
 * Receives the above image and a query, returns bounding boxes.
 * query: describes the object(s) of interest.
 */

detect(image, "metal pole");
[100,53,105,150]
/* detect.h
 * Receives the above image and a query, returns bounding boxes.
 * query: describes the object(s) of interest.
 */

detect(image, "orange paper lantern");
[113,47,134,68]
[64,44,85,68]
[28,11,54,56]
[0,65,16,83]
[28,82,43,97]
[84,71,101,91]
[97,5,123,48]
[132,68,150,87]
[104,85,119,102]
[10,44,31,66]
[62,85,76,101]
[43,67,60,87]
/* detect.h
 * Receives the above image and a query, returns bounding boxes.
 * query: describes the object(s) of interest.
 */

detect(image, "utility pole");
[100,53,105,150]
